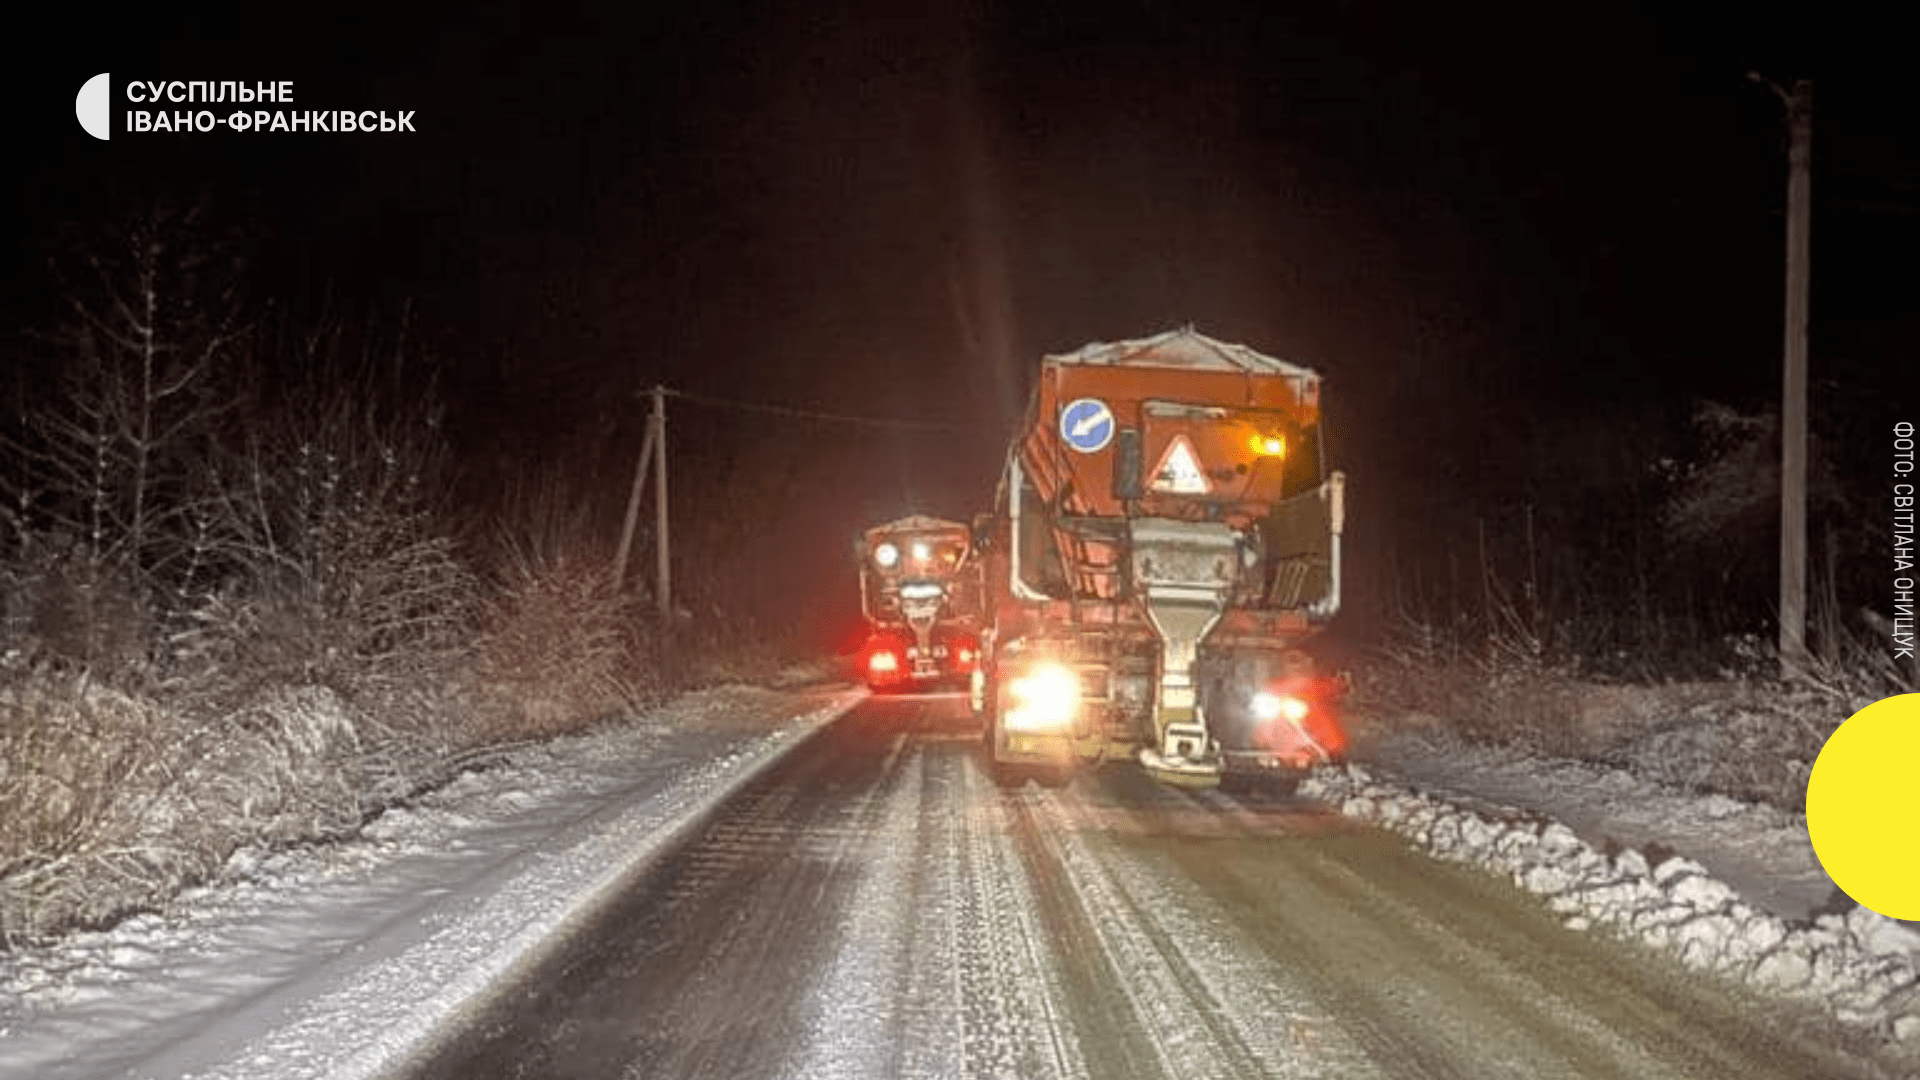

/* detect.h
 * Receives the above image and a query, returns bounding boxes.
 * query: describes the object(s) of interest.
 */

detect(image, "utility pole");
[613,403,657,591]
[612,385,672,620]
[1752,73,1812,676]
[653,384,671,619]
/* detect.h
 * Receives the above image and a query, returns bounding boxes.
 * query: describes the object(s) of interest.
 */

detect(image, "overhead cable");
[657,386,972,433]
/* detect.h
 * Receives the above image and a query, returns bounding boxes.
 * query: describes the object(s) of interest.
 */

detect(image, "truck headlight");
[1005,662,1079,731]
[873,542,900,568]
[1250,690,1309,724]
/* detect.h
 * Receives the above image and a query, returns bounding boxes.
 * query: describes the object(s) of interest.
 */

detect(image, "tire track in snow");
[780,730,917,1080]
[779,705,1089,1080]
[1020,783,1379,1080]
[944,751,1089,1080]
[884,735,1085,1080]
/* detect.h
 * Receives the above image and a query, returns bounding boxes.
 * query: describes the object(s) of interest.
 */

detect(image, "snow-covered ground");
[2,678,1915,1079]
[1304,729,1920,1050]
[0,681,866,1080]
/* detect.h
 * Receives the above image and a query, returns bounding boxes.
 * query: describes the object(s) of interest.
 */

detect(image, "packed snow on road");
[1,681,1915,1080]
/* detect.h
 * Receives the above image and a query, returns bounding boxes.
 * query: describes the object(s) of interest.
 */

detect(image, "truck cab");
[855,515,983,692]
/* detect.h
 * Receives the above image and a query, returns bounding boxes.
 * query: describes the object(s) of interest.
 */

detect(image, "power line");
[657,386,973,433]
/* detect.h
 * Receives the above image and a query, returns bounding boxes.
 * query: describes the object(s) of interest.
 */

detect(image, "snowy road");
[403,694,1891,1080]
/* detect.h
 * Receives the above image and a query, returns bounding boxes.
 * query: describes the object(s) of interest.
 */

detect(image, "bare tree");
[1,202,250,670]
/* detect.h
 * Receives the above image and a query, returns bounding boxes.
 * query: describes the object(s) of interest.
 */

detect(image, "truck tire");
[978,668,1028,789]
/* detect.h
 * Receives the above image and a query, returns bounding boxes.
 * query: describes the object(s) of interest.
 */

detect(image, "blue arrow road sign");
[1059,398,1115,453]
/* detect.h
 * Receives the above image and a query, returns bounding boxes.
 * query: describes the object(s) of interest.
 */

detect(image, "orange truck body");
[972,328,1347,786]
[855,515,982,691]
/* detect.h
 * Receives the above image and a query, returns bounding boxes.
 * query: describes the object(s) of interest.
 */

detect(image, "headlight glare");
[1004,662,1079,731]
[1251,690,1309,724]
[873,542,900,568]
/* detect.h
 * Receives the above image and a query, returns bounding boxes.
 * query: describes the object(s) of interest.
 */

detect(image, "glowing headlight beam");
[1250,690,1309,723]
[1004,662,1080,731]
[874,542,900,568]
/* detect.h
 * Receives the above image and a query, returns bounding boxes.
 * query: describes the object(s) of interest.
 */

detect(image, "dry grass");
[0,674,372,942]
[1360,467,1911,815]
[1357,610,1908,813]
[0,466,821,948]
[474,552,655,741]
[0,366,661,944]
[0,539,706,946]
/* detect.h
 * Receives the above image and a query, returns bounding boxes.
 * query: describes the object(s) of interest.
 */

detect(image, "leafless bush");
[0,203,827,946]
[0,205,248,674]
[0,209,513,941]
[1660,402,1780,544]
[465,467,662,741]
[159,327,479,711]
[1363,608,1597,758]
[477,551,652,740]
[1,540,150,675]
[0,671,395,943]
[1364,496,1908,810]
[1653,399,1867,648]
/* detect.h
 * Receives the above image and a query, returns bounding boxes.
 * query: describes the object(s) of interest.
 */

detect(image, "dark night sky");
[8,0,1917,639]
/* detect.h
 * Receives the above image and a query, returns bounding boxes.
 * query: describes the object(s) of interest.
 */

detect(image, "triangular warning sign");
[1151,435,1209,494]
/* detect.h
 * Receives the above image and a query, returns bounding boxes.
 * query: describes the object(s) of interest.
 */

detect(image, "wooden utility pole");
[1781,79,1812,676]
[613,409,656,590]
[1753,73,1813,675]
[652,384,671,619]
[612,385,672,619]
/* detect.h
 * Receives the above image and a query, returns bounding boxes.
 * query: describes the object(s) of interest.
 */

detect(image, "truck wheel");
[982,714,1025,788]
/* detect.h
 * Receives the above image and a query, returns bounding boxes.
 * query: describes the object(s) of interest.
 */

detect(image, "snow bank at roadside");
[0,682,866,1080]
[1299,761,1920,1045]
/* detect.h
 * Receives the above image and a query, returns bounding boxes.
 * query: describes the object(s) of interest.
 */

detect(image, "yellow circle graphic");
[1806,693,1920,920]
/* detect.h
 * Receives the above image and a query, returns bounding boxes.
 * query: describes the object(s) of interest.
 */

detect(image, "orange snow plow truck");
[855,515,982,691]
[971,328,1349,788]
